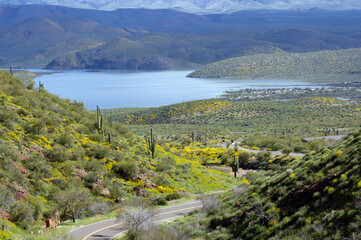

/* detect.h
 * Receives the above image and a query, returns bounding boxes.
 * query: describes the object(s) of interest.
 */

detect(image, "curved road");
[219,142,305,158]
[62,200,202,240]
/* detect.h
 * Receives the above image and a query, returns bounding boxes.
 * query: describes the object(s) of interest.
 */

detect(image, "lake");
[33,70,320,110]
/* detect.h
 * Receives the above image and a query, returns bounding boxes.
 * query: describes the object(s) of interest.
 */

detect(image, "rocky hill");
[170,128,361,239]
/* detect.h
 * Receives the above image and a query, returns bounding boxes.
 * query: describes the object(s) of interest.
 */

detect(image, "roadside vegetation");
[159,129,361,239]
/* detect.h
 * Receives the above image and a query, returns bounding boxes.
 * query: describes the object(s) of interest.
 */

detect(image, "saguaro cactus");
[108,132,111,144]
[147,128,156,159]
[232,155,239,178]
[108,116,113,126]
[39,81,44,92]
[96,105,103,134]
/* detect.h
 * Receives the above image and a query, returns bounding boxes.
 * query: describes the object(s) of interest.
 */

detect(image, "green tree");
[54,186,90,222]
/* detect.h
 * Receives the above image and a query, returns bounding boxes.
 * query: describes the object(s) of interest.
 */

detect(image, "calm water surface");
[34,70,320,110]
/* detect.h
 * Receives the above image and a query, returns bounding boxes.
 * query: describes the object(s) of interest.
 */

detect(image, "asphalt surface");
[219,142,306,158]
[63,200,202,240]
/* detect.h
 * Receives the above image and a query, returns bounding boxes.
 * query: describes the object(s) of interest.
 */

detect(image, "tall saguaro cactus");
[147,128,156,159]
[96,105,103,134]
[39,81,44,92]
[232,155,239,178]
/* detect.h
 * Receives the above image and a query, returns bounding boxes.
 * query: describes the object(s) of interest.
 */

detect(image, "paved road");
[62,200,202,240]
[218,142,305,158]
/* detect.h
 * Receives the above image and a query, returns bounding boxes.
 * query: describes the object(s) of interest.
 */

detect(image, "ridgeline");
[187,48,361,82]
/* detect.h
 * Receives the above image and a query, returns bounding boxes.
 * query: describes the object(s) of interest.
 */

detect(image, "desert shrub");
[10,200,34,227]
[141,225,190,240]
[88,133,103,142]
[69,147,85,161]
[197,194,221,213]
[56,132,73,147]
[0,110,16,129]
[87,199,111,216]
[110,183,126,199]
[112,161,137,180]
[76,124,91,134]
[153,197,168,206]
[256,151,271,162]
[155,157,174,172]
[113,123,129,135]
[238,151,250,166]
[293,142,310,153]
[27,195,45,221]
[17,108,27,116]
[0,143,19,163]
[87,144,110,159]
[166,192,182,201]
[154,174,171,187]
[84,157,103,172]
[47,144,69,163]
[23,118,46,134]
[83,172,98,188]
[281,147,294,155]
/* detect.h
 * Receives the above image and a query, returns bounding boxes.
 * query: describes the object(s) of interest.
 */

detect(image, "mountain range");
[1,0,361,13]
[1,4,361,70]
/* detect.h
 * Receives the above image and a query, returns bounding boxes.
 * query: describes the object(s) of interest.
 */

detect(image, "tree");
[238,151,250,167]
[117,197,157,240]
[281,146,293,155]
[54,186,90,222]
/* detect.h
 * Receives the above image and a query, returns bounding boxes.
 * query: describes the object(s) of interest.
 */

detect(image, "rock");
[136,188,149,197]
[0,209,10,221]
[11,162,29,176]
[74,168,88,178]
[144,181,157,189]
[100,188,111,198]
[115,197,126,203]
[14,185,30,200]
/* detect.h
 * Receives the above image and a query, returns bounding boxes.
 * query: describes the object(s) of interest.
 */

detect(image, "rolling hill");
[187,48,361,82]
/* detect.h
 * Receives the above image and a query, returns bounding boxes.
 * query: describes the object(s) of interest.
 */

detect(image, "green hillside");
[187,48,361,82]
[0,71,239,239]
[168,129,361,240]
[111,97,361,135]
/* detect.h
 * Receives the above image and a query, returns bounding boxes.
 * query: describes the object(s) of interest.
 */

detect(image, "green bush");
[112,161,137,180]
[47,144,69,163]
[56,132,73,147]
[153,197,168,206]
[87,144,110,159]
[166,192,182,201]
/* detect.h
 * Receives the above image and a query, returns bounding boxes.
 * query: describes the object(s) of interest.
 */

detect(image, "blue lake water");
[33,70,321,110]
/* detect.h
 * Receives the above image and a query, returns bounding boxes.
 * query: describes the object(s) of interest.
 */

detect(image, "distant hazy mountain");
[1,4,361,69]
[1,0,361,13]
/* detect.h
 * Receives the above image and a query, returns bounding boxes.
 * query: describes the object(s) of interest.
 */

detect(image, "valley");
[1,1,361,240]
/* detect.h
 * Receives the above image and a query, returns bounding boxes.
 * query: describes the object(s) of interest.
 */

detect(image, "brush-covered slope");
[187,48,361,82]
[172,129,361,239]
[0,71,238,237]
[110,98,361,134]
